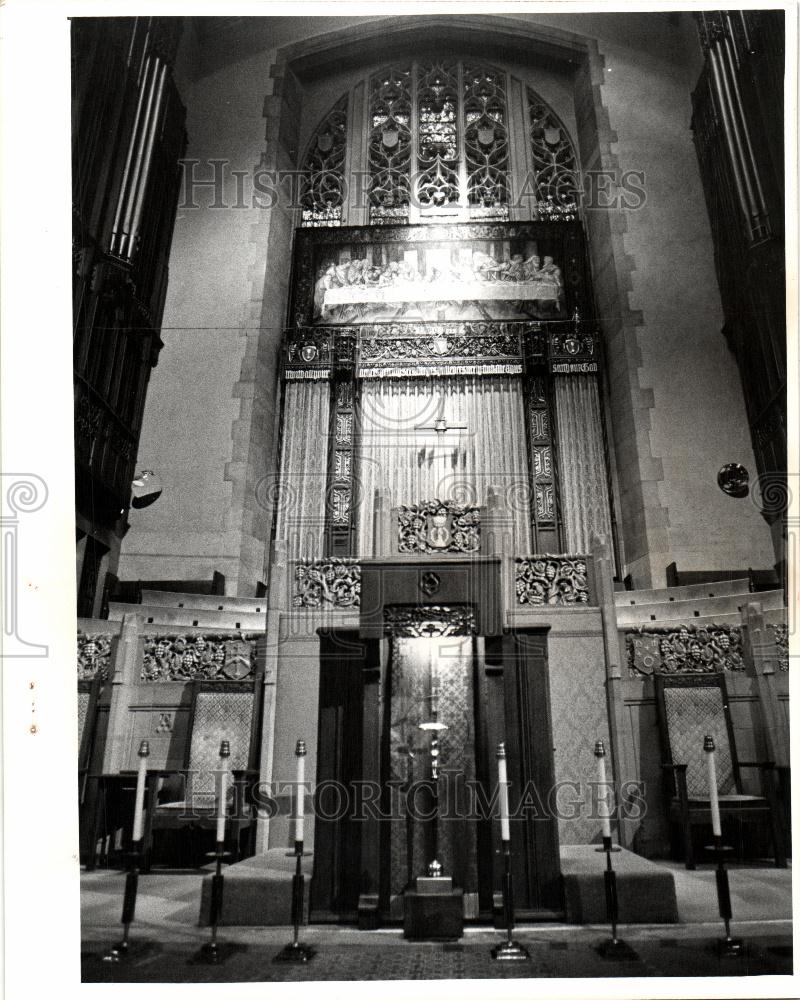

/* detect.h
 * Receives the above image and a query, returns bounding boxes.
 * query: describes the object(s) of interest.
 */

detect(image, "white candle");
[594,740,612,839]
[704,735,722,837]
[295,740,307,845]
[497,742,510,842]
[131,740,149,843]
[216,740,231,844]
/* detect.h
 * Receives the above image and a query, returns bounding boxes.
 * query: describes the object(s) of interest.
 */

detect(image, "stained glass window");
[300,95,348,227]
[300,65,580,226]
[527,88,580,220]
[367,67,412,225]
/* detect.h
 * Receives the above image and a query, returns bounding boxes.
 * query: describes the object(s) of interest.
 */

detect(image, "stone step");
[140,590,267,614]
[615,589,784,627]
[199,849,312,926]
[107,602,267,631]
[615,577,751,608]
[560,845,678,923]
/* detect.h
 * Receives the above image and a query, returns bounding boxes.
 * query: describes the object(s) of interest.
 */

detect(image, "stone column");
[255,539,287,853]
[591,532,636,849]
[104,613,141,773]
[555,375,613,555]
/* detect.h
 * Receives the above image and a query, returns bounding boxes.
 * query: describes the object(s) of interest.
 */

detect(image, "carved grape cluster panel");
[625,625,746,677]
[140,634,257,682]
[294,559,362,607]
[515,555,590,605]
[77,631,114,680]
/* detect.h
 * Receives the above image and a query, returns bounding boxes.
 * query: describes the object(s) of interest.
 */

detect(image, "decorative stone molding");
[77,631,114,680]
[384,604,475,637]
[398,500,481,554]
[294,558,361,607]
[515,555,590,606]
[140,634,259,682]
[625,625,746,677]
[770,623,789,671]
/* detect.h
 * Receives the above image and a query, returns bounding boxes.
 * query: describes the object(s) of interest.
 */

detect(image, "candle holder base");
[191,942,247,966]
[102,939,157,963]
[595,937,639,961]
[713,936,744,958]
[273,942,317,964]
[491,939,530,962]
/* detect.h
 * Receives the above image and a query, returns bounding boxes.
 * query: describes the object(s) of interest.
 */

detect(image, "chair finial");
[594,739,606,758]
[496,741,506,759]
[219,740,231,758]
[296,740,307,756]
[703,735,716,753]
[138,740,150,757]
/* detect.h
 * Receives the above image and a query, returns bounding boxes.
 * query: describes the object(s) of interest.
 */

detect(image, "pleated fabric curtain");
[356,376,532,556]
[553,374,613,554]
[275,380,331,561]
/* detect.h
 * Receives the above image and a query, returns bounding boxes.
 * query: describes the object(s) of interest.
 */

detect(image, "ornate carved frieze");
[326,366,358,552]
[282,318,597,380]
[384,604,476,637]
[294,559,361,608]
[770,623,789,671]
[625,625,746,677]
[524,375,559,548]
[549,326,597,374]
[77,631,114,680]
[140,634,258,682]
[289,221,590,329]
[284,331,332,378]
[515,555,590,605]
[398,500,481,554]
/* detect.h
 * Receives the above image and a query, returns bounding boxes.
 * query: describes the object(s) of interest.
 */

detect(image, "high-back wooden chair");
[654,672,787,869]
[145,671,264,866]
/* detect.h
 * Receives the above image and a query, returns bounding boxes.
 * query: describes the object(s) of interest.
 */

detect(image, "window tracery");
[300,94,348,227]
[527,88,580,220]
[368,66,413,224]
[463,63,509,218]
[300,65,579,227]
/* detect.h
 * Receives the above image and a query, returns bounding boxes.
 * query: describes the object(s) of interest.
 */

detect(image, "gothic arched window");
[300,62,579,227]
[300,95,348,227]
[527,87,580,220]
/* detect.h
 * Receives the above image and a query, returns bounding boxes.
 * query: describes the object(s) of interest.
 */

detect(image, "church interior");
[72,10,790,953]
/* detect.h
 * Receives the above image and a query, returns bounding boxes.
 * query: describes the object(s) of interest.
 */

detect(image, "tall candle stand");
[417,683,449,879]
[103,740,150,962]
[274,740,316,963]
[704,735,743,957]
[491,743,530,962]
[195,740,243,964]
[593,740,637,961]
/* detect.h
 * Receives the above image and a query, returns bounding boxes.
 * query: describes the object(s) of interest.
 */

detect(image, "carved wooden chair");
[144,672,264,867]
[654,672,787,869]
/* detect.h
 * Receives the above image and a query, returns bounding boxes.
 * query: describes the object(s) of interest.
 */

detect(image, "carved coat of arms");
[222,640,253,680]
